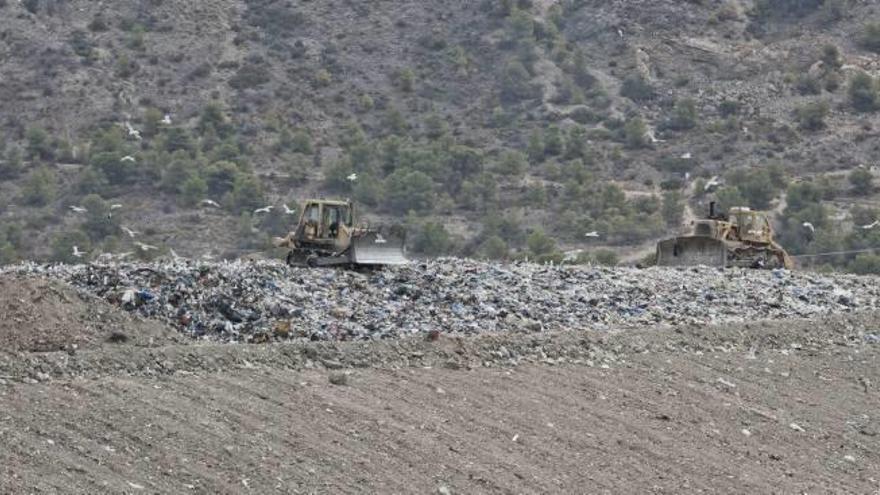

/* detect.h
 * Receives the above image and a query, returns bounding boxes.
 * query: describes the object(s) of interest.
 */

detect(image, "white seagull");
[124,122,142,140]
[115,252,134,260]
[374,234,387,244]
[169,248,182,260]
[584,231,601,238]
[121,226,140,238]
[110,204,123,210]
[861,220,880,229]
[704,176,722,191]
[802,222,815,233]
[69,205,87,213]
[254,205,273,214]
[135,241,158,252]
[72,246,85,258]
[346,173,358,182]
[120,155,136,163]
[200,199,221,208]
[681,152,692,160]
[282,204,296,215]
[161,114,172,125]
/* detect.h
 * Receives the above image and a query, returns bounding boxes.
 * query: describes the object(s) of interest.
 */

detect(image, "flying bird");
[200,199,221,208]
[584,231,600,238]
[704,176,722,191]
[161,114,172,125]
[282,204,296,215]
[72,246,85,258]
[121,226,140,238]
[69,205,87,213]
[169,248,182,260]
[374,234,387,244]
[120,155,136,163]
[802,222,815,233]
[254,205,273,214]
[861,220,880,230]
[110,204,123,210]
[135,241,158,252]
[681,152,692,160]
[115,252,134,260]
[202,252,215,261]
[346,173,358,182]
[124,122,142,140]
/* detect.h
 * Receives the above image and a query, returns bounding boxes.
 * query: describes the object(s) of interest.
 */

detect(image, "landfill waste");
[2,259,880,343]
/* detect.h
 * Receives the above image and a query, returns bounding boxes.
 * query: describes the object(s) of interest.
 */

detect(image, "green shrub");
[493,150,528,177]
[527,130,545,163]
[665,99,698,131]
[69,30,95,59]
[526,228,556,257]
[715,187,747,214]
[115,54,139,78]
[396,68,415,92]
[620,74,655,102]
[661,191,684,227]
[230,172,265,212]
[181,176,209,206]
[500,60,538,102]
[26,127,52,160]
[821,44,842,70]
[386,169,434,213]
[795,100,829,130]
[849,167,874,195]
[0,146,23,179]
[21,166,57,206]
[623,117,649,149]
[81,194,117,241]
[410,221,455,256]
[860,22,880,53]
[544,126,564,156]
[477,235,509,260]
[75,166,110,196]
[849,253,880,274]
[229,63,271,89]
[718,99,741,117]
[848,72,878,112]
[795,74,821,95]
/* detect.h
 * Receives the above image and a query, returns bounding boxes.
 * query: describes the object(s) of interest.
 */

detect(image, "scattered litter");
[2,259,879,344]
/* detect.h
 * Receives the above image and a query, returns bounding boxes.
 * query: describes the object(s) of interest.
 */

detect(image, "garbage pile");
[4,259,879,343]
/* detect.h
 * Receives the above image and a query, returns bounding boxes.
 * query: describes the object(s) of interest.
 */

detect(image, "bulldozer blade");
[656,237,728,268]
[350,232,408,266]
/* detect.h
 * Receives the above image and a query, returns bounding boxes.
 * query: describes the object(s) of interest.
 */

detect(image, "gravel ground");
[0,312,878,493]
[3,259,879,343]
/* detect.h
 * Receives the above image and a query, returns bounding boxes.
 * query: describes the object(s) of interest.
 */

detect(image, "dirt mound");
[0,276,182,353]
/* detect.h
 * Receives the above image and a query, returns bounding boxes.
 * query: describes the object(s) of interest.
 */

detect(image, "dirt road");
[1,307,879,493]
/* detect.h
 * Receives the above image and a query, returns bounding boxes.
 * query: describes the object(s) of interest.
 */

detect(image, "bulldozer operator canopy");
[728,207,772,243]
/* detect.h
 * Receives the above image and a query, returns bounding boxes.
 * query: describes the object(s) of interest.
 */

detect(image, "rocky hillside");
[2,0,880,269]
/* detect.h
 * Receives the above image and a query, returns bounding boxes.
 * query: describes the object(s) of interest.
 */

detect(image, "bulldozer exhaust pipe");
[709,201,716,219]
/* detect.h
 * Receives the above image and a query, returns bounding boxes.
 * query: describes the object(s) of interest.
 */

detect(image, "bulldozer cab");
[297,200,354,246]
[728,207,772,244]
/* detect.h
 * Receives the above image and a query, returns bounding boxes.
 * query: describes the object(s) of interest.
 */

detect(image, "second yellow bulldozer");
[656,202,793,269]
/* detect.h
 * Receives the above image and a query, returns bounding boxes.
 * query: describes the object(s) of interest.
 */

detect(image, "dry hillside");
[1,0,880,268]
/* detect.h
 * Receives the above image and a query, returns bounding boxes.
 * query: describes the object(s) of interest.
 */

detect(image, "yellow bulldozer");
[656,202,793,269]
[274,199,407,267]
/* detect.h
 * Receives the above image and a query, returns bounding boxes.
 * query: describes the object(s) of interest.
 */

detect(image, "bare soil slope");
[1,311,878,493]
[0,276,183,353]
